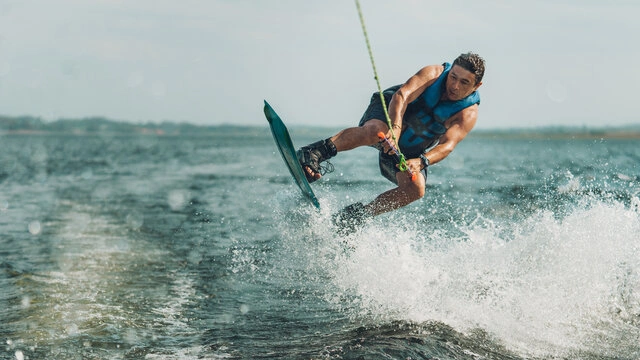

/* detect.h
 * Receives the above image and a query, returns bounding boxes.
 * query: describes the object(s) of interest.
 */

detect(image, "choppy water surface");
[1,130,639,359]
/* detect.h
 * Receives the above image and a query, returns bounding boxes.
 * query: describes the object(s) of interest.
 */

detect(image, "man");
[297,52,485,234]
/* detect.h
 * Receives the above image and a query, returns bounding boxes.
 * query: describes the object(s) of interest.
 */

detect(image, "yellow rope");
[354,0,407,171]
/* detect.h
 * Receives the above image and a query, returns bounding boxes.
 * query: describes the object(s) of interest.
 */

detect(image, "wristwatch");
[419,154,430,169]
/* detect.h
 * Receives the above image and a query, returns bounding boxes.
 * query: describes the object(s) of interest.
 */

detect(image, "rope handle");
[378,132,417,181]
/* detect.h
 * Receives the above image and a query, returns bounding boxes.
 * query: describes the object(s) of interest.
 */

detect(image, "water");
[0,129,639,359]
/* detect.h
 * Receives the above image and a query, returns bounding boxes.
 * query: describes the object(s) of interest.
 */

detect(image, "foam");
[317,196,640,358]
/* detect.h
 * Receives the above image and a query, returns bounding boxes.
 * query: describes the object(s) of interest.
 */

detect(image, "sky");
[0,0,639,129]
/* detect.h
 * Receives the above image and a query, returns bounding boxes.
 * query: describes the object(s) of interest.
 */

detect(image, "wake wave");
[294,195,640,358]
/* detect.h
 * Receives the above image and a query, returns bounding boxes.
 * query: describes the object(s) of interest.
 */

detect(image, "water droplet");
[546,80,567,103]
[240,304,250,315]
[124,329,138,344]
[81,169,93,180]
[65,323,79,336]
[126,212,144,230]
[187,249,202,264]
[168,190,188,211]
[15,350,24,360]
[28,221,41,235]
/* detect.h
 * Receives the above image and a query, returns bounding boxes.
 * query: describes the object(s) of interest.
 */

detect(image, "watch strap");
[419,154,430,168]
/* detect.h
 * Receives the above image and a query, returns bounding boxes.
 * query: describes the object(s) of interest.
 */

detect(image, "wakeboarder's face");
[445,65,482,101]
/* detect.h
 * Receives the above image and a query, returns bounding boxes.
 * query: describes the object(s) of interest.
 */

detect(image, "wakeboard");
[263,100,320,209]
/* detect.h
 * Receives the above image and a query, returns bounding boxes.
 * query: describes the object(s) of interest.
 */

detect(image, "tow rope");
[354,0,411,176]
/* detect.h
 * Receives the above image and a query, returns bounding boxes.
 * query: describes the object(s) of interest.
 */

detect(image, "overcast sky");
[0,0,638,129]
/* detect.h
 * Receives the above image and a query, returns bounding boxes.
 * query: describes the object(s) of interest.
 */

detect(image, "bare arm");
[386,65,444,140]
[427,104,478,164]
[404,104,479,173]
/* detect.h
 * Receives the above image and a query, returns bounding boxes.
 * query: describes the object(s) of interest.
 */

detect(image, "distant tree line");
[0,115,267,136]
[472,125,640,139]
[1,114,639,138]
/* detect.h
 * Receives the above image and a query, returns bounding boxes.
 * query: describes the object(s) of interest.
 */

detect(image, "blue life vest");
[397,62,480,157]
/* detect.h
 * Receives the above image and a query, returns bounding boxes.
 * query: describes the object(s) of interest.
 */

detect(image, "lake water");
[1,129,639,359]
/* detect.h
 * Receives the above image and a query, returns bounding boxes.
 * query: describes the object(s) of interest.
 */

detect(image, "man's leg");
[300,119,388,181]
[329,118,388,152]
[364,170,426,216]
[332,169,426,235]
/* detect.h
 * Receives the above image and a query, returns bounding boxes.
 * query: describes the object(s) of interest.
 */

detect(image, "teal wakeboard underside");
[264,100,320,209]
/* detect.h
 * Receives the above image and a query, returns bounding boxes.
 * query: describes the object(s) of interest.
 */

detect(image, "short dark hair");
[453,52,485,84]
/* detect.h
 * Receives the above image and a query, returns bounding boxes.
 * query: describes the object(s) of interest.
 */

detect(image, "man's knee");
[362,119,389,142]
[410,183,426,200]
[398,175,425,201]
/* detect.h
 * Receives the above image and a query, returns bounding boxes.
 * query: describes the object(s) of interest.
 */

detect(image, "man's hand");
[379,129,401,155]
[404,158,424,173]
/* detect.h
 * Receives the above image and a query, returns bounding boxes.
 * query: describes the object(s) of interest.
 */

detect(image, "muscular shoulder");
[405,64,445,89]
[397,64,445,103]
[414,64,445,82]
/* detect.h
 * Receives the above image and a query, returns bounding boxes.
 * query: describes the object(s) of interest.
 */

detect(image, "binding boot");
[297,138,337,183]
[332,202,373,236]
